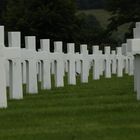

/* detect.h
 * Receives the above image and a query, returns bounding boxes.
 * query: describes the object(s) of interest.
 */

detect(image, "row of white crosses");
[0,25,134,108]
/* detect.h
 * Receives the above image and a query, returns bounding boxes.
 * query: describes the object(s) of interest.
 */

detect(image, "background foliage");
[76,0,105,9]
[0,0,139,50]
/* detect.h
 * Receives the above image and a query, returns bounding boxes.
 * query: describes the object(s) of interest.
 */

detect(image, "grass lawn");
[0,74,140,140]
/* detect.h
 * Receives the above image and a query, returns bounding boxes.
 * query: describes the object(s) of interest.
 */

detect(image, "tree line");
[0,0,108,52]
[76,0,105,9]
[0,0,139,51]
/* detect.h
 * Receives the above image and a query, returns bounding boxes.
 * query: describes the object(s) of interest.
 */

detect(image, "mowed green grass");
[0,74,140,140]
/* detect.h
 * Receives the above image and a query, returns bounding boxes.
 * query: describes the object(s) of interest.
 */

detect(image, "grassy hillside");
[0,74,140,140]
[78,9,110,28]
[78,9,130,43]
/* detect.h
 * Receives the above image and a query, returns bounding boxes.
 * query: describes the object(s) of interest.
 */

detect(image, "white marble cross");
[122,43,129,74]
[37,39,51,90]
[92,45,100,80]
[125,41,134,76]
[66,43,76,85]
[111,50,117,74]
[127,22,140,100]
[134,54,140,99]
[0,26,7,108]
[0,26,25,108]
[104,46,111,78]
[75,53,81,74]
[36,60,42,83]
[116,47,124,77]
[80,45,89,83]
[4,31,23,99]
[128,55,134,76]
[21,36,38,94]
[99,50,104,76]
[53,41,64,87]
[21,61,27,84]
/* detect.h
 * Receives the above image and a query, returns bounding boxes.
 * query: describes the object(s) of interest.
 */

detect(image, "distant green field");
[78,9,111,28]
[78,9,130,42]
[0,74,140,140]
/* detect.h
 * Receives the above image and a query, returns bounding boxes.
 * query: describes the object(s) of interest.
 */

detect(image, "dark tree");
[0,0,7,23]
[2,0,107,51]
[2,0,80,50]
[105,0,140,39]
[77,0,105,9]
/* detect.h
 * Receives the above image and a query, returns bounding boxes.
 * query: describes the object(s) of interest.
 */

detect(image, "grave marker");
[80,45,89,83]
[37,39,51,90]
[104,46,111,78]
[66,43,76,85]
[92,45,100,80]
[111,50,117,74]
[116,47,123,77]
[53,41,64,87]
[21,36,38,94]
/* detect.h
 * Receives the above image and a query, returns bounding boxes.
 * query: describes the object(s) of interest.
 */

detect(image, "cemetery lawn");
[0,74,140,140]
